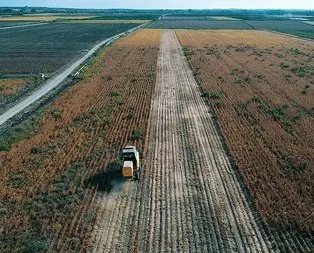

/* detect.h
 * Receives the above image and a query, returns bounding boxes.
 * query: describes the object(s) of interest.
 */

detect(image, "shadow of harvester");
[86,160,124,193]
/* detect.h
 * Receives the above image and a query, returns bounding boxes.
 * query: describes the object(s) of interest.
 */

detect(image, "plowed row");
[177,30,314,251]
[0,29,161,252]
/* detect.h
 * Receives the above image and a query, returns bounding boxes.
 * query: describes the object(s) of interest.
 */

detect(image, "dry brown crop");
[0,78,31,98]
[0,29,161,252]
[177,29,314,234]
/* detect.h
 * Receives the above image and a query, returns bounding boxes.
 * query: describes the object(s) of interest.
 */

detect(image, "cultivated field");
[0,21,38,27]
[0,15,94,21]
[177,29,314,251]
[1,15,313,252]
[90,29,272,252]
[211,16,241,21]
[303,21,314,26]
[149,20,252,29]
[0,77,36,114]
[150,16,314,39]
[244,20,314,39]
[66,19,151,24]
[0,78,32,100]
[0,23,138,75]
[0,29,160,252]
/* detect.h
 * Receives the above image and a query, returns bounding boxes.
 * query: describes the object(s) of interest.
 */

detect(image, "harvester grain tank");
[120,146,142,180]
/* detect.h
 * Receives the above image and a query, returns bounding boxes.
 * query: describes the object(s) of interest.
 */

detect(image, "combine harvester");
[119,146,143,180]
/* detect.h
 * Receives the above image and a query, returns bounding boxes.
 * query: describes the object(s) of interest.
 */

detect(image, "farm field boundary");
[0,24,146,127]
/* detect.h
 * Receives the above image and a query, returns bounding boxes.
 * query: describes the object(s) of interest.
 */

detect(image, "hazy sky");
[2,0,313,9]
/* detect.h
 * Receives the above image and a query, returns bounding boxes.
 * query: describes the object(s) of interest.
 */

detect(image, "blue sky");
[2,0,313,9]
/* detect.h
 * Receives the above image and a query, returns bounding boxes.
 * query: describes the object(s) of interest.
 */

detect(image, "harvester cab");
[120,146,141,180]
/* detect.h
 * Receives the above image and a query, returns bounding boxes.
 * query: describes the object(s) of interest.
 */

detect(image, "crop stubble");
[177,29,314,251]
[91,30,270,252]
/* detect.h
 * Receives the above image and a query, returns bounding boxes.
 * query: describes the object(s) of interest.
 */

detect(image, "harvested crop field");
[0,22,138,75]
[149,20,253,29]
[244,20,314,39]
[67,19,151,24]
[177,29,314,251]
[0,15,93,21]
[149,17,314,40]
[1,25,313,253]
[90,29,272,253]
[0,29,160,252]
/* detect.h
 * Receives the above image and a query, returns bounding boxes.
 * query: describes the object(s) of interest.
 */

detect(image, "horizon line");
[1,7,314,11]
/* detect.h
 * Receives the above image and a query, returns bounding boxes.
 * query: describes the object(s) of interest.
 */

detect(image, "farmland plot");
[177,29,314,252]
[0,22,138,75]
[149,17,314,40]
[149,19,252,29]
[0,16,93,22]
[0,78,32,103]
[0,21,39,27]
[244,20,314,39]
[91,30,270,252]
[0,29,160,252]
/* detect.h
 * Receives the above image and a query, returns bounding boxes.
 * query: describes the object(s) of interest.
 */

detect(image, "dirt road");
[0,22,48,30]
[0,24,144,126]
[90,30,271,252]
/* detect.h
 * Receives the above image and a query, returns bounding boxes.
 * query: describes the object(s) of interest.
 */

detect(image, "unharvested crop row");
[177,30,314,251]
[0,29,161,252]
